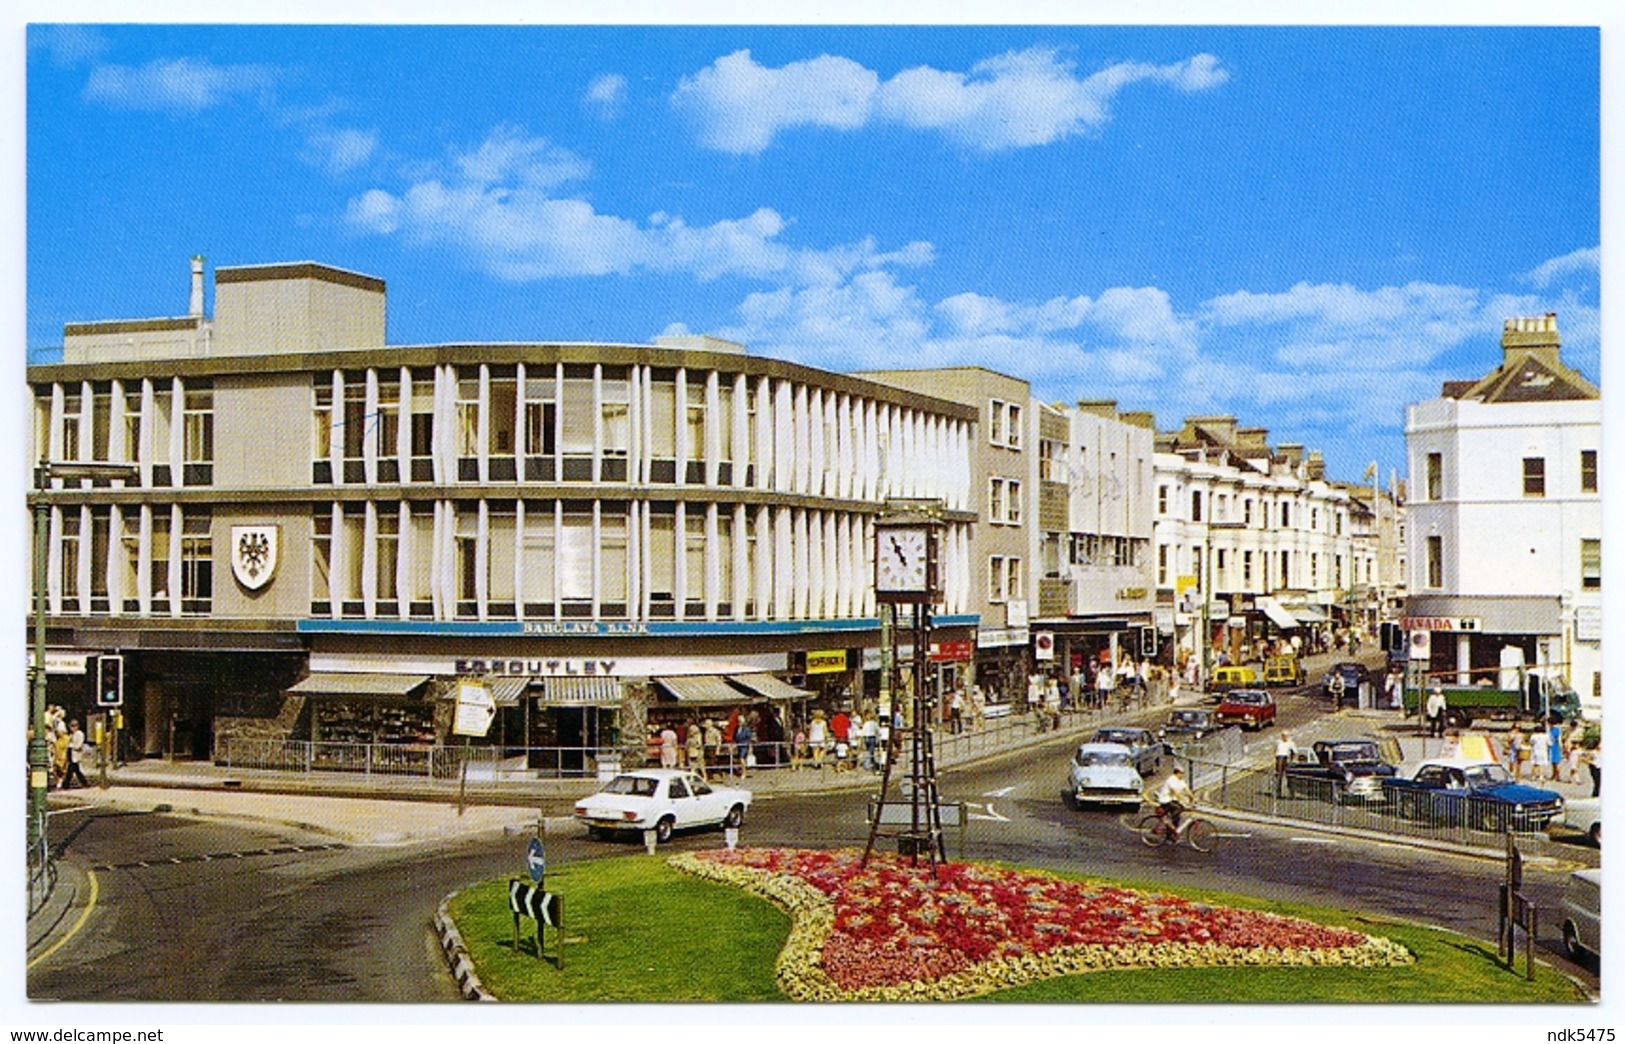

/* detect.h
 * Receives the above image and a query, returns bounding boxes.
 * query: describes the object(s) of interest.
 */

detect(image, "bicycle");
[1136,806,1217,852]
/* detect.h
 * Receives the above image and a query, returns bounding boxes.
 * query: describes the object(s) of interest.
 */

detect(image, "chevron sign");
[508,878,563,964]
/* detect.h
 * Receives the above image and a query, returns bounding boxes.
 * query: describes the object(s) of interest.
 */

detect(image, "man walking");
[1274,732,1294,796]
[1425,686,1447,739]
[64,719,89,789]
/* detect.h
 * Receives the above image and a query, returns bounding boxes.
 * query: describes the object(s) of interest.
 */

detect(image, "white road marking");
[1288,837,1337,845]
[967,802,1010,822]
[982,786,1016,798]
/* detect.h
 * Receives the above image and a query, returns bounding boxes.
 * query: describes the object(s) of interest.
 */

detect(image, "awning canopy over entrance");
[731,673,813,701]
[287,672,429,697]
[1286,604,1330,624]
[655,675,756,705]
[1255,597,1300,630]
[535,676,622,707]
[438,676,528,707]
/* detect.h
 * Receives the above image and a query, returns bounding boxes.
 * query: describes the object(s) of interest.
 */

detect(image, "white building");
[1152,417,1356,673]
[1404,313,1601,717]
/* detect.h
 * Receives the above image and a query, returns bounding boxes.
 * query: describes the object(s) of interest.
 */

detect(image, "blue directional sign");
[526,836,546,882]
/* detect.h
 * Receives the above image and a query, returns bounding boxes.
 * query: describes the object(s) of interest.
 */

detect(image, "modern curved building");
[27,260,978,770]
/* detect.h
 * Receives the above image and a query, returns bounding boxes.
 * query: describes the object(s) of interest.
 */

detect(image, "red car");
[1214,688,1277,730]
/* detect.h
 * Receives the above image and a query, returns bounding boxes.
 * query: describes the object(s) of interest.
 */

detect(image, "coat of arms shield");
[231,525,280,590]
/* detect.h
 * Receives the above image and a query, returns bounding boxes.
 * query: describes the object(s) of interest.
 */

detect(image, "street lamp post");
[29,462,140,872]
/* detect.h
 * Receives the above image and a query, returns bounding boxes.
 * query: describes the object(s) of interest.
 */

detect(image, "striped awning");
[534,676,622,706]
[439,677,528,707]
[287,672,429,697]
[1286,604,1330,624]
[655,675,754,705]
[1255,596,1300,630]
[731,673,812,701]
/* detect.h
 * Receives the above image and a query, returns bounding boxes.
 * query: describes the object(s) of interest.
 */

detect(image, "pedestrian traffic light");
[1380,621,1402,652]
[1140,626,1158,658]
[96,654,124,708]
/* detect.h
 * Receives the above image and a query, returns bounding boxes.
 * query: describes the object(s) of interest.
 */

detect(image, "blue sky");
[25,23,1601,481]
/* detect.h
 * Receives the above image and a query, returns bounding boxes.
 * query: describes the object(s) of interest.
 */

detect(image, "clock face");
[876,527,930,593]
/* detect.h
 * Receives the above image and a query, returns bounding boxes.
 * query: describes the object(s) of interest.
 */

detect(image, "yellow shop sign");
[805,649,848,674]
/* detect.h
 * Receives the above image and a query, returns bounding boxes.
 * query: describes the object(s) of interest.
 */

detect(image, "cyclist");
[1154,766,1195,836]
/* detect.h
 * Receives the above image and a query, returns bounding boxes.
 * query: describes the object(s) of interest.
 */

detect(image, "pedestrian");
[685,719,705,776]
[1328,672,1345,707]
[808,710,828,769]
[1425,686,1447,738]
[1548,718,1565,782]
[861,712,879,770]
[659,723,679,769]
[1565,720,1586,784]
[1587,739,1601,798]
[1529,724,1551,783]
[1096,663,1115,710]
[51,714,70,789]
[949,689,965,734]
[703,718,722,769]
[734,716,755,777]
[1507,726,1528,782]
[1274,731,1294,795]
[64,719,89,789]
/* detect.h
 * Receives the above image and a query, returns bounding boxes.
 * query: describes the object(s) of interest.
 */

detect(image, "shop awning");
[1286,604,1330,624]
[439,676,528,707]
[656,675,755,705]
[287,672,429,697]
[535,676,622,706]
[731,673,813,701]
[1255,597,1300,630]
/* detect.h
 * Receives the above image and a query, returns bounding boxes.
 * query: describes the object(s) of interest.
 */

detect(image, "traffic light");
[1140,626,1159,658]
[96,654,124,708]
[1380,621,1402,652]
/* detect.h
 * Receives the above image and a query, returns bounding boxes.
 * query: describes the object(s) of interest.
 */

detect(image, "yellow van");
[1263,656,1302,687]
[1208,665,1259,696]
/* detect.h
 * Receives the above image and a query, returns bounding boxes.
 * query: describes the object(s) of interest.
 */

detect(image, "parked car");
[574,769,751,843]
[1281,738,1398,802]
[1065,743,1145,810]
[1562,869,1601,961]
[1262,656,1302,687]
[1088,726,1164,777]
[1215,689,1276,730]
[1380,758,1564,833]
[1321,662,1372,704]
[1207,665,1260,699]
[1557,796,1601,847]
[1160,708,1219,749]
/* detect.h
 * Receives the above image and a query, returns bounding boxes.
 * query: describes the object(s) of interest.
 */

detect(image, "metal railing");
[28,819,56,917]
[214,738,626,781]
[1188,758,1559,847]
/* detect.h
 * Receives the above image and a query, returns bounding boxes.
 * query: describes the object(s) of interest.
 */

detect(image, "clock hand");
[890,535,908,566]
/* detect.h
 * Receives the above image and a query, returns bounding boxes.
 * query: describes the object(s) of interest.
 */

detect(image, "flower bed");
[670,847,1413,1002]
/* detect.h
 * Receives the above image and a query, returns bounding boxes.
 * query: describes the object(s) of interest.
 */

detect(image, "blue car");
[1381,759,1564,833]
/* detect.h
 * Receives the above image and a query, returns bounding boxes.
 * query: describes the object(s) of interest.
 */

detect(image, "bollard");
[725,826,738,851]
[643,828,657,855]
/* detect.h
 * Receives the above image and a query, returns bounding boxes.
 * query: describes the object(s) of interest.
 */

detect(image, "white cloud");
[83,57,274,112]
[674,47,1228,154]
[347,124,932,286]
[585,74,628,119]
[673,50,880,154]
[302,127,378,175]
[1522,246,1600,287]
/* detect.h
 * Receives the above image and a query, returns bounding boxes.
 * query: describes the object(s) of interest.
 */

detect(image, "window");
[1280,502,1291,528]
[375,377,401,465]
[179,512,212,614]
[1190,490,1203,523]
[1243,498,1253,526]
[1039,439,1060,482]
[1041,533,1061,579]
[988,555,1022,602]
[1006,556,1022,599]
[1426,452,1442,500]
[1279,550,1290,589]
[1426,536,1443,589]
[524,373,557,458]
[1581,450,1598,493]
[454,507,480,614]
[60,390,83,461]
[487,504,516,617]
[59,512,81,605]
[455,371,480,463]
[1005,480,1021,524]
[520,501,557,614]
[150,512,171,612]
[313,378,334,463]
[988,399,1006,445]
[987,477,1022,524]
[488,368,517,478]
[684,508,706,617]
[1309,553,1318,588]
[1157,485,1169,515]
[90,384,111,461]
[1522,457,1545,497]
[121,387,142,463]
[376,506,400,607]
[182,384,214,483]
[1157,545,1168,586]
[312,509,333,612]
[409,369,435,480]
[988,478,1005,523]
[560,365,596,480]
[1581,539,1601,590]
[986,399,1022,449]
[1242,550,1254,586]
[341,373,367,464]
[1006,403,1022,449]
[600,507,629,614]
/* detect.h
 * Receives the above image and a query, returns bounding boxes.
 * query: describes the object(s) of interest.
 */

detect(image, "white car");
[1560,796,1601,846]
[1065,742,1145,809]
[574,769,751,844]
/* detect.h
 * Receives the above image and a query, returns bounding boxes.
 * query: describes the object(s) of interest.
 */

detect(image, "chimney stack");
[189,256,205,318]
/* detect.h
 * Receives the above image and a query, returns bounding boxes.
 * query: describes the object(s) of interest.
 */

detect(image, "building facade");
[1152,416,1356,676]
[28,260,980,769]
[1404,314,1601,717]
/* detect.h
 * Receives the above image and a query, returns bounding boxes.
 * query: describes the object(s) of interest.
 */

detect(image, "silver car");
[1065,742,1145,810]
[1089,726,1165,777]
